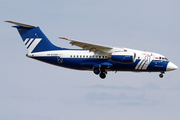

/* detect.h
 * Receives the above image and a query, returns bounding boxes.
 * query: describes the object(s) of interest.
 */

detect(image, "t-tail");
[5,21,62,53]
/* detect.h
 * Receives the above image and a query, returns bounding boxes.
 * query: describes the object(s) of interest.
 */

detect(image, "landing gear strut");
[159,71,164,78]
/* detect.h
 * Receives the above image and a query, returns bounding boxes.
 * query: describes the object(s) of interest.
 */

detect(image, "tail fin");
[6,21,62,53]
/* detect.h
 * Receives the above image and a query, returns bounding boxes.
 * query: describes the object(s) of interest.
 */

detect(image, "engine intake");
[111,52,136,63]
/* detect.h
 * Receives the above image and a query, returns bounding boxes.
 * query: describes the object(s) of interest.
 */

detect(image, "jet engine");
[111,51,136,63]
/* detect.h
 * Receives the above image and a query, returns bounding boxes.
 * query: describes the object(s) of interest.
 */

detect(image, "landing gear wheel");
[93,67,100,75]
[159,74,163,78]
[99,72,106,79]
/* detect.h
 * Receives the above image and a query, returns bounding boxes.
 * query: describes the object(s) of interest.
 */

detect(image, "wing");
[59,37,113,53]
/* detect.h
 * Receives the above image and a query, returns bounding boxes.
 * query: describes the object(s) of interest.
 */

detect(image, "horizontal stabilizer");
[5,21,36,28]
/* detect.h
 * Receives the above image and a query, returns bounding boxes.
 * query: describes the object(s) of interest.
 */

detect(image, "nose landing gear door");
[57,54,63,63]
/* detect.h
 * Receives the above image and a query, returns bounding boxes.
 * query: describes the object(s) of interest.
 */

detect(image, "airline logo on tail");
[24,38,42,53]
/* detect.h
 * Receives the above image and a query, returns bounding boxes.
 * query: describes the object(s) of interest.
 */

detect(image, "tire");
[159,74,163,78]
[99,72,106,79]
[93,67,100,75]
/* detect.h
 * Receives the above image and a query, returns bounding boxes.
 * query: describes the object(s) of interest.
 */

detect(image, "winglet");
[5,21,36,28]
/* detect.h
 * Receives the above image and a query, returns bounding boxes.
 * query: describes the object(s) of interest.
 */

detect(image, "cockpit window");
[157,57,168,61]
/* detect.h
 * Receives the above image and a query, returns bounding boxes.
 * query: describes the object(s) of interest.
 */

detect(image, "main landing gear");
[99,72,106,79]
[93,67,107,79]
[93,67,100,75]
[159,71,165,78]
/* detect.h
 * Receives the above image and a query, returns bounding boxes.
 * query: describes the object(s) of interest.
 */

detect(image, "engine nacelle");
[111,52,136,63]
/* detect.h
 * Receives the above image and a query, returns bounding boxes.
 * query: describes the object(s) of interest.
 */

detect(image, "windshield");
[158,57,168,61]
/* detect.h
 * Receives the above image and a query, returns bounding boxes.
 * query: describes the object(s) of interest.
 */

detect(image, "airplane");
[6,21,178,79]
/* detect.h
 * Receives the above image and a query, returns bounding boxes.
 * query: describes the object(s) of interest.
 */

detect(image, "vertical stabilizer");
[6,21,62,53]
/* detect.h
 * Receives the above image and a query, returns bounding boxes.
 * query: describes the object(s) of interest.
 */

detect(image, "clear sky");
[0,0,180,120]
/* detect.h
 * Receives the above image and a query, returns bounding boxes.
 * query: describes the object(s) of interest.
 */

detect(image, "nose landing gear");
[159,71,165,78]
[159,74,163,78]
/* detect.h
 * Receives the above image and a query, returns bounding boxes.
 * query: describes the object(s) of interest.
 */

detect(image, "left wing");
[59,37,113,53]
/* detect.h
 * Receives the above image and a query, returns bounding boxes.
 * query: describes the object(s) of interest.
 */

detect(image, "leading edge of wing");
[59,37,113,53]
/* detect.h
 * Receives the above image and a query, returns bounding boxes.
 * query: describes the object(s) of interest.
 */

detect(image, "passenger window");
[74,55,75,58]
[80,55,82,58]
[99,56,101,58]
[83,55,85,58]
[159,57,161,59]
[77,55,78,58]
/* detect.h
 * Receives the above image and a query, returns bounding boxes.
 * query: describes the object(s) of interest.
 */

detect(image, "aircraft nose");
[166,62,178,71]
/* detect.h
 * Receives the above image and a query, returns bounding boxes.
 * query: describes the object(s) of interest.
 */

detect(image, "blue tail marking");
[14,26,62,53]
